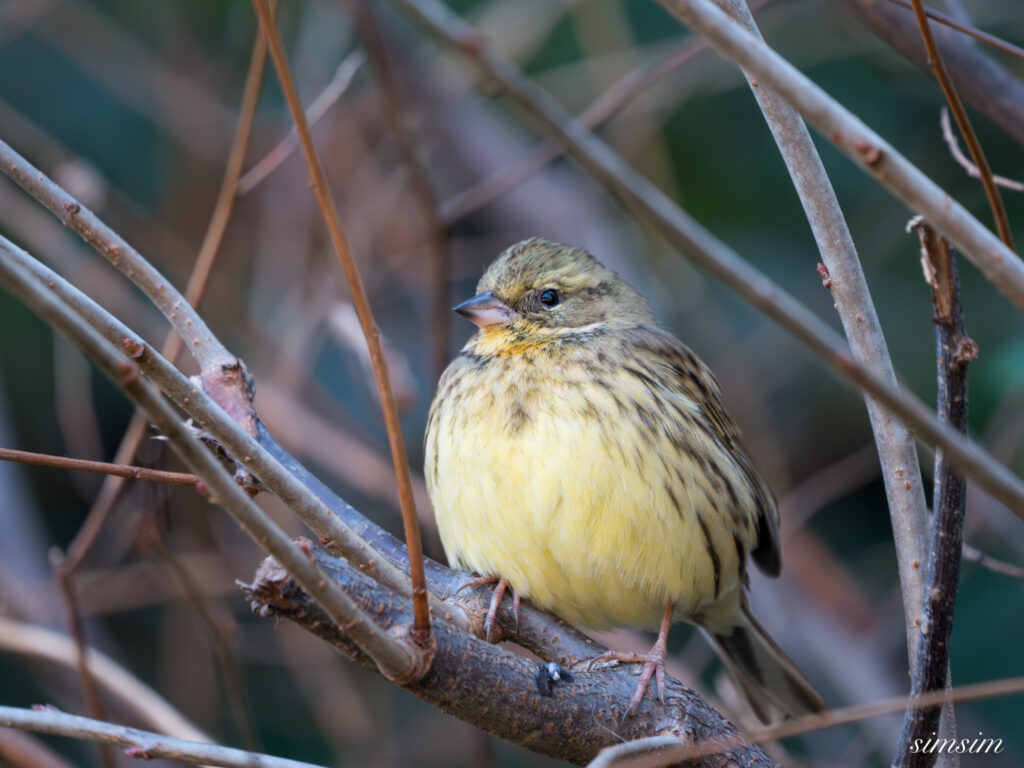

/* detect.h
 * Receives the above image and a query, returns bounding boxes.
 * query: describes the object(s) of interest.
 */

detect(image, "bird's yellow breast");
[425,335,755,632]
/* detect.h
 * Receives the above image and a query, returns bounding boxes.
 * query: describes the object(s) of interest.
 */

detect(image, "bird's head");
[454,238,652,345]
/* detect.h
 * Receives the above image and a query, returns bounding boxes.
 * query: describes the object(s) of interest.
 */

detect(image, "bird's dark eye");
[539,288,561,307]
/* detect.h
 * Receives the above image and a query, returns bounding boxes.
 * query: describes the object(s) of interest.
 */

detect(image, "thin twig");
[940,107,1024,193]
[0,244,423,685]
[0,706,323,768]
[0,447,198,485]
[687,0,929,667]
[237,49,365,195]
[389,0,1024,513]
[907,0,1014,251]
[252,0,432,645]
[962,544,1024,582]
[650,0,1024,306]
[609,673,1024,768]
[885,0,1024,64]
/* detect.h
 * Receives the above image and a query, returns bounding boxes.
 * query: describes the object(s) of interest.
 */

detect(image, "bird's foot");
[456,575,521,642]
[587,604,674,718]
[587,646,667,716]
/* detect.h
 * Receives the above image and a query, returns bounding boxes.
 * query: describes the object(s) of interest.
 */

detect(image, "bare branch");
[0,616,210,743]
[244,548,779,768]
[0,140,234,373]
[940,107,1024,193]
[962,544,1024,582]
[237,50,365,195]
[0,447,198,486]
[884,0,1024,62]
[907,0,1014,251]
[252,0,433,646]
[894,222,975,767]
[686,0,930,667]
[0,706,323,768]
[842,0,1024,149]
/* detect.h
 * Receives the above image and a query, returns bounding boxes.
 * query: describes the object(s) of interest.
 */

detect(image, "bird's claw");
[585,647,668,718]
[458,575,521,642]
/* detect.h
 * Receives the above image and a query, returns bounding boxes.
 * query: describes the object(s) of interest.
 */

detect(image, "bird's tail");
[704,599,826,724]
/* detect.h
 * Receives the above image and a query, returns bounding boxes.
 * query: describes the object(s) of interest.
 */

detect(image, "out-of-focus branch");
[842,0,1024,149]
[0,729,75,768]
[607,672,1024,768]
[0,706,322,768]
[237,49,365,195]
[940,107,1024,193]
[962,544,1024,582]
[677,0,929,666]
[907,0,1014,251]
[0,242,424,685]
[0,616,210,742]
[0,447,198,486]
[388,0,1024,512]
[244,548,779,768]
[252,0,433,646]
[894,221,976,768]
[885,0,1024,62]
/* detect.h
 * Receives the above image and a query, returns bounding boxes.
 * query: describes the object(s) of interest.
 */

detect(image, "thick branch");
[894,223,975,767]
[388,0,1024,512]
[243,548,779,768]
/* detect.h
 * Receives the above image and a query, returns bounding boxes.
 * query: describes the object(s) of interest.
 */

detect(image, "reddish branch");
[907,0,1014,252]
[251,0,433,645]
[0,447,198,485]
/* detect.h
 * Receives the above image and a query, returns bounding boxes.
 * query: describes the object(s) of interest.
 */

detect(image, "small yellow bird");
[425,238,825,722]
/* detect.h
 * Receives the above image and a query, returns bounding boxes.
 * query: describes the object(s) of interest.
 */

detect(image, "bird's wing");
[627,324,781,577]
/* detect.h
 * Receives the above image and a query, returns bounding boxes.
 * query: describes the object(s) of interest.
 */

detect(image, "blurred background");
[0,0,1023,766]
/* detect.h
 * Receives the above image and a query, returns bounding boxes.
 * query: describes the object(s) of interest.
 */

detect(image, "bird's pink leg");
[456,575,522,642]
[587,603,674,716]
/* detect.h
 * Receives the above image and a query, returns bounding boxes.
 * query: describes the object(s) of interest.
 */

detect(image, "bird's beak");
[453,291,521,328]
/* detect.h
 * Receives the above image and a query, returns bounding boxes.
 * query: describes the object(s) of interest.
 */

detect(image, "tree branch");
[653,0,1024,308]
[667,0,930,669]
[251,0,432,645]
[894,221,975,767]
[243,547,779,768]
[0,706,323,768]
[907,0,1014,251]
[0,447,198,486]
